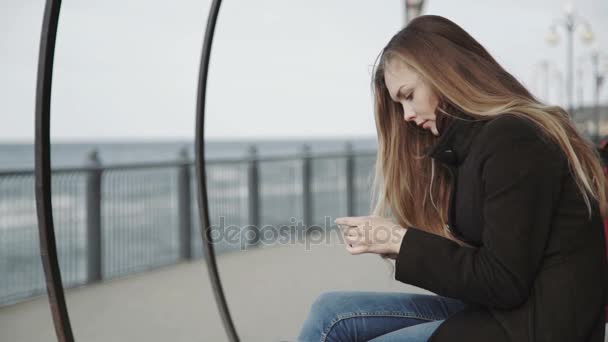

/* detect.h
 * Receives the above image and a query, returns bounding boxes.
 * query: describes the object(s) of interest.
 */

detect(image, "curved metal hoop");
[35,0,238,340]
[34,0,74,341]
[194,0,240,341]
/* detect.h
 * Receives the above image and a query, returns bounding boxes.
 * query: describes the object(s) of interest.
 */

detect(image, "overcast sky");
[1,0,607,142]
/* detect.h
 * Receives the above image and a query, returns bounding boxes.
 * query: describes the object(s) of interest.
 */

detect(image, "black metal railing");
[0,144,377,306]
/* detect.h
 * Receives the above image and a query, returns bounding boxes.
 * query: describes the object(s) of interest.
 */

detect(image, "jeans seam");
[319,312,438,342]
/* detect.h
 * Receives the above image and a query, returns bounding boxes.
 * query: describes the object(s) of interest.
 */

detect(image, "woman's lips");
[410,120,432,132]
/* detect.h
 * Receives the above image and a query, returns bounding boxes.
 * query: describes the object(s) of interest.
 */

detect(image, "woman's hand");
[335,215,408,257]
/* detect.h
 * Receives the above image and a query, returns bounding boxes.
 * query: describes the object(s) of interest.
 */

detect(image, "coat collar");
[423,114,488,166]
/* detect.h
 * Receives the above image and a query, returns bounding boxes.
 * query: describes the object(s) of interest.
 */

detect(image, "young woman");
[297,15,608,342]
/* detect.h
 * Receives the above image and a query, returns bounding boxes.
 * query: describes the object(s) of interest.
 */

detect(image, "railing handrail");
[0,145,378,307]
[0,150,377,176]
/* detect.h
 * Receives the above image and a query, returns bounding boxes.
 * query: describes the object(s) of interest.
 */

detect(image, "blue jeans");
[296,291,467,342]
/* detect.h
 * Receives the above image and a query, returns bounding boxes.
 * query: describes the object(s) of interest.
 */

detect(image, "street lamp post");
[404,0,425,24]
[545,3,594,118]
[531,59,564,107]
[531,59,551,102]
[577,63,584,110]
[541,60,550,101]
[591,47,608,142]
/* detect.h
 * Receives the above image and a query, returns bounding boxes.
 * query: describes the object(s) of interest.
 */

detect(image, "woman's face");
[383,58,440,136]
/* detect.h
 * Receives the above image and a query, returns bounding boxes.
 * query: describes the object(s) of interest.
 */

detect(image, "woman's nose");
[402,107,416,122]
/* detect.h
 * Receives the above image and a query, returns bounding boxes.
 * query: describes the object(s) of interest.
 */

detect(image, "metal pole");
[566,16,574,117]
[247,145,260,247]
[593,52,601,143]
[542,60,550,102]
[404,0,425,24]
[345,142,355,217]
[301,145,312,231]
[577,66,584,112]
[177,148,193,260]
[556,71,565,109]
[85,150,102,283]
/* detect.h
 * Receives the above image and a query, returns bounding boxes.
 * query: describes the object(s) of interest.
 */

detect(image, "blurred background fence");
[0,144,377,306]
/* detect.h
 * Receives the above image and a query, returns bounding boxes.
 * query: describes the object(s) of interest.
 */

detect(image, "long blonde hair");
[369,15,608,269]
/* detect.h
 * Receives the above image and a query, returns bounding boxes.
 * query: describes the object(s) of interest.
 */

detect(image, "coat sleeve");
[394,122,566,309]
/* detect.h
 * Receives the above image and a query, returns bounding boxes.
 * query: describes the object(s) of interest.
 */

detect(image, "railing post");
[301,145,312,231]
[177,147,193,260]
[345,142,355,217]
[85,150,102,283]
[247,145,261,247]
